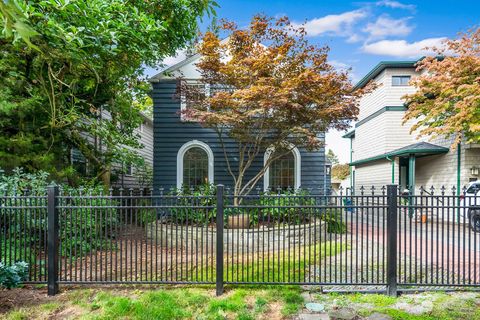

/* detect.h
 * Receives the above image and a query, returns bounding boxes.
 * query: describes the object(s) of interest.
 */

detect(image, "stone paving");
[294,291,480,320]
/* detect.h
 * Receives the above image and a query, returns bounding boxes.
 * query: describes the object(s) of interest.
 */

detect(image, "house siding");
[152,79,328,192]
[353,113,387,161]
[114,119,154,189]
[350,62,480,196]
[354,160,395,194]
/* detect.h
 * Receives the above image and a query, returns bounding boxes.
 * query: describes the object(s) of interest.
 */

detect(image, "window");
[264,143,301,191]
[180,81,209,121]
[183,147,208,187]
[70,148,87,176]
[269,151,295,190]
[177,140,214,189]
[392,75,411,86]
[125,163,133,176]
[180,81,235,121]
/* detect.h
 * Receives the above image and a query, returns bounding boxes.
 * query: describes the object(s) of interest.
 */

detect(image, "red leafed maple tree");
[404,28,480,147]
[183,15,364,198]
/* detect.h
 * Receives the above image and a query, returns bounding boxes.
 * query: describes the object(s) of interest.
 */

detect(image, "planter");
[227,214,250,229]
[421,214,428,223]
[147,221,326,253]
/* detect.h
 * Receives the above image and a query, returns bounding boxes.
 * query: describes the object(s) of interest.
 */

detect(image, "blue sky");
[151,0,479,163]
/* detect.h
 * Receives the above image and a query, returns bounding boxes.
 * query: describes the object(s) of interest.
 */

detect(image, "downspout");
[408,154,416,218]
[386,156,395,184]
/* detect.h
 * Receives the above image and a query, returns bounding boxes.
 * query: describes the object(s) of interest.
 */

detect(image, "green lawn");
[3,240,347,320]
[3,286,304,320]
[192,241,348,283]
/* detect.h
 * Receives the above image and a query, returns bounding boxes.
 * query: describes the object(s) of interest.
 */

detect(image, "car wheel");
[469,209,480,232]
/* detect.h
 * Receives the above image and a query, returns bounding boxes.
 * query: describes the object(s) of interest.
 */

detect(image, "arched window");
[177,140,214,189]
[264,144,301,191]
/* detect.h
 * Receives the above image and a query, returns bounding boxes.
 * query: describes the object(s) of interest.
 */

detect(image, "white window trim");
[263,142,301,192]
[176,140,214,189]
[391,75,411,86]
[180,80,210,122]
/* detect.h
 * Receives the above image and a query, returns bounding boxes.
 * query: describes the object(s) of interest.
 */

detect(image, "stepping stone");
[297,313,330,320]
[366,313,392,320]
[328,308,357,320]
[305,302,325,312]
[302,292,314,302]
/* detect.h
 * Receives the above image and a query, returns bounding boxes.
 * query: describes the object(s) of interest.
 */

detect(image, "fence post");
[386,184,398,296]
[47,184,59,296]
[216,184,224,296]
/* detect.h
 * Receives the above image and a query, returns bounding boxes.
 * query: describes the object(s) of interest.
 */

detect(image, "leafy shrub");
[0,169,118,262]
[0,169,49,268]
[169,184,217,225]
[138,206,157,225]
[58,186,118,256]
[0,168,49,194]
[0,261,29,289]
[321,209,347,234]
[253,189,316,226]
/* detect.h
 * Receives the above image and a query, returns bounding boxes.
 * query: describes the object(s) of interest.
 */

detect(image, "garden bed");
[147,221,326,254]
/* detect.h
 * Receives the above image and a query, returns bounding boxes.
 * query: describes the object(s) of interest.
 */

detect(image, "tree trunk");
[100,165,111,188]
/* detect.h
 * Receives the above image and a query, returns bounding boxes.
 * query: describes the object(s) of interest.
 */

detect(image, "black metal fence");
[1,184,479,296]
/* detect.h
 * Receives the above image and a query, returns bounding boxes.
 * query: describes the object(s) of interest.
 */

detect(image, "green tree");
[331,164,349,180]
[0,0,216,186]
[404,28,480,146]
[326,150,339,165]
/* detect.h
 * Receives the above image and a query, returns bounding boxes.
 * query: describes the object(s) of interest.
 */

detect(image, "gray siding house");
[71,113,154,189]
[114,115,154,189]
[344,59,480,200]
[149,54,330,193]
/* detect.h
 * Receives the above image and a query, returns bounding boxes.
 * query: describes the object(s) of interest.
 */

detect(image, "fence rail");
[1,184,479,296]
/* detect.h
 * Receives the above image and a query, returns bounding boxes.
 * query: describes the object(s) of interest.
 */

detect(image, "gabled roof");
[148,52,202,82]
[391,141,449,156]
[353,58,423,90]
[350,141,449,166]
[149,37,232,83]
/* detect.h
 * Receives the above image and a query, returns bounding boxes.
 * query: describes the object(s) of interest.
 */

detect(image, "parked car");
[460,180,480,231]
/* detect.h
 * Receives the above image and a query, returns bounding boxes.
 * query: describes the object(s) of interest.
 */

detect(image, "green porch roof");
[342,130,355,138]
[350,142,449,166]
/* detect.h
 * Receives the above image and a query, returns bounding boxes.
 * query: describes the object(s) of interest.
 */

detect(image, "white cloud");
[376,0,416,11]
[363,15,413,39]
[295,9,368,40]
[329,60,350,70]
[329,60,360,83]
[362,37,446,57]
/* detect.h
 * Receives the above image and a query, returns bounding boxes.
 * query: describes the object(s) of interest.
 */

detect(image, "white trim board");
[263,143,301,191]
[176,140,214,189]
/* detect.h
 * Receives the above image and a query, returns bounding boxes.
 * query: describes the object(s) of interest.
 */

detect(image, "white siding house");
[344,60,480,198]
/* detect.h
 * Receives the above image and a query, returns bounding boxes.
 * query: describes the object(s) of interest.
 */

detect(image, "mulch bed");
[0,286,52,314]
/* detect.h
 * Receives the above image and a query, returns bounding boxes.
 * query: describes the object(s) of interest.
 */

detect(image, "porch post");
[408,154,416,218]
[408,154,416,193]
